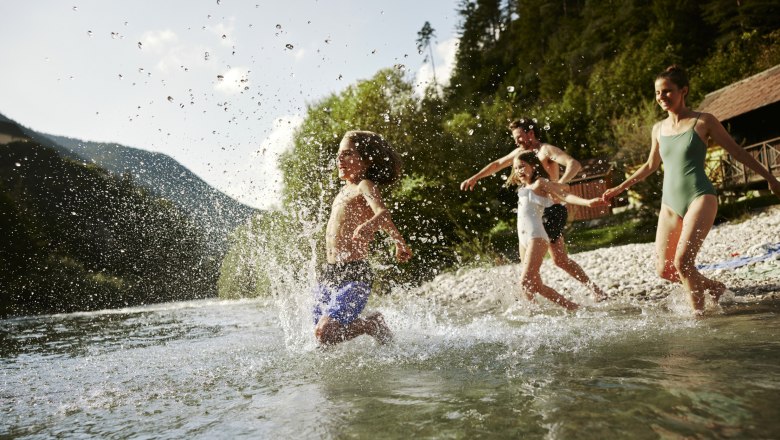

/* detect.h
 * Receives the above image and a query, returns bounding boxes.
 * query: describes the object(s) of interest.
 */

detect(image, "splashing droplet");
[204,52,210,61]
[217,75,224,81]
[137,41,142,49]
[285,43,294,50]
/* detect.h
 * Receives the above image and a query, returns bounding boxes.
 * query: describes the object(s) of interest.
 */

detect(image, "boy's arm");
[354,180,412,262]
[542,144,581,184]
[460,148,520,191]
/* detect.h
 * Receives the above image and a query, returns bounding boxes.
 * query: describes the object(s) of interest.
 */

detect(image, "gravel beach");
[415,205,780,311]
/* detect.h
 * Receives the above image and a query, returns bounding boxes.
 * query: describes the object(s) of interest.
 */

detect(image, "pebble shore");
[415,206,780,308]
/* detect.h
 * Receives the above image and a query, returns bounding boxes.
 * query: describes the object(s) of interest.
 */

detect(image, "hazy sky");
[0,0,460,209]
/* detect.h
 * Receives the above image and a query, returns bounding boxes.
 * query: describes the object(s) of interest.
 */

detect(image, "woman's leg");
[674,195,724,312]
[520,238,579,310]
[655,205,684,283]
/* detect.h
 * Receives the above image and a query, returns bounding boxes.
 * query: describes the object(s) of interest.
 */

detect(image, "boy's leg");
[315,315,391,345]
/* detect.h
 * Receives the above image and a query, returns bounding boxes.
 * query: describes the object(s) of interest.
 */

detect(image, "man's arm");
[460,148,521,191]
[542,144,581,184]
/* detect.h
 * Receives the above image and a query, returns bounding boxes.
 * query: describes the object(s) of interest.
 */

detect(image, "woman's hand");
[601,186,624,201]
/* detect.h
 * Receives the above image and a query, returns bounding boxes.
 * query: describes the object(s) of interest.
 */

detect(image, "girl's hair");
[656,65,689,93]
[505,151,550,187]
[343,130,403,186]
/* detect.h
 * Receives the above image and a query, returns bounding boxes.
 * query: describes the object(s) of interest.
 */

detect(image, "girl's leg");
[655,205,683,283]
[521,238,579,310]
[548,237,608,301]
[674,195,724,313]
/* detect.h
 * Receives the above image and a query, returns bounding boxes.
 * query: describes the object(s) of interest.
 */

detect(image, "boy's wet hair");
[505,151,550,187]
[343,130,403,186]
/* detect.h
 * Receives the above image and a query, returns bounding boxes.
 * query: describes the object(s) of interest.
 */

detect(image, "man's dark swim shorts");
[542,203,568,243]
[313,260,373,325]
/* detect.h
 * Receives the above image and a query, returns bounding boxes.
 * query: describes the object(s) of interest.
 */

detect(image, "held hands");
[601,186,625,201]
[586,198,610,208]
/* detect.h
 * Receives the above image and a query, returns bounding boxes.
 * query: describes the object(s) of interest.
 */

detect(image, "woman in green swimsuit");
[603,65,780,314]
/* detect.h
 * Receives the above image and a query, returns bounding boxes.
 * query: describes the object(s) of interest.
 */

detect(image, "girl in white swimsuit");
[507,152,608,310]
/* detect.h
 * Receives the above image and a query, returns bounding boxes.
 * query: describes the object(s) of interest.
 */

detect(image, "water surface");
[2,293,780,438]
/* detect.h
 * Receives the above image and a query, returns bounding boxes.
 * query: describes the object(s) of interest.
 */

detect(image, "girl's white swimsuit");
[516,187,553,246]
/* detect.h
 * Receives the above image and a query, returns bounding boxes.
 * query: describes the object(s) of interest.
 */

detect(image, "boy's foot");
[366,312,393,345]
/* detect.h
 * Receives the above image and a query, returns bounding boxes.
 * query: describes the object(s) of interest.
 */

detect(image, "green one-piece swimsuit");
[658,113,717,218]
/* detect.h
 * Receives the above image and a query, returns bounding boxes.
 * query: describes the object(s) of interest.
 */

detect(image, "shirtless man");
[460,118,607,301]
[313,130,412,346]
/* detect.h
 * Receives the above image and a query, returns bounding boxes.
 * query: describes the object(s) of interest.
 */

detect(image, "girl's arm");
[460,148,520,191]
[602,123,663,200]
[353,180,412,262]
[702,113,780,197]
[534,179,609,207]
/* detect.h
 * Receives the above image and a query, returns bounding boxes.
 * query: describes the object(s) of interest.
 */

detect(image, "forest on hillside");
[0,141,220,316]
[217,0,780,296]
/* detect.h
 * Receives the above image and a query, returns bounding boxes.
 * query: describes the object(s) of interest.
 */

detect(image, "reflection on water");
[2,295,780,438]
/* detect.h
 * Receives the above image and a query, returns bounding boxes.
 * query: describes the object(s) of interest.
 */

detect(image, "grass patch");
[565,194,779,254]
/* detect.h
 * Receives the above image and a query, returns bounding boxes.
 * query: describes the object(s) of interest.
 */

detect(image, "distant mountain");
[0,112,258,251]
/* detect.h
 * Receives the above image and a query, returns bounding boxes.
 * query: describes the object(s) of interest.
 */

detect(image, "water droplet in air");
[167,96,174,102]
[217,75,224,81]
[87,30,93,37]
[285,43,294,50]
[137,41,142,49]
[275,24,282,29]
[543,123,550,131]
[111,32,118,39]
[507,86,515,93]
[216,0,221,4]
[221,34,227,39]
[72,6,78,11]
[15,162,21,167]
[204,52,210,60]
[468,129,474,136]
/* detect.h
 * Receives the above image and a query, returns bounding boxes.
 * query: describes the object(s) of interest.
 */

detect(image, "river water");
[2,291,780,438]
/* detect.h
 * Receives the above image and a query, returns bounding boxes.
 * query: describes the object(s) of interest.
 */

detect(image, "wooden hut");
[567,158,613,220]
[697,64,780,192]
